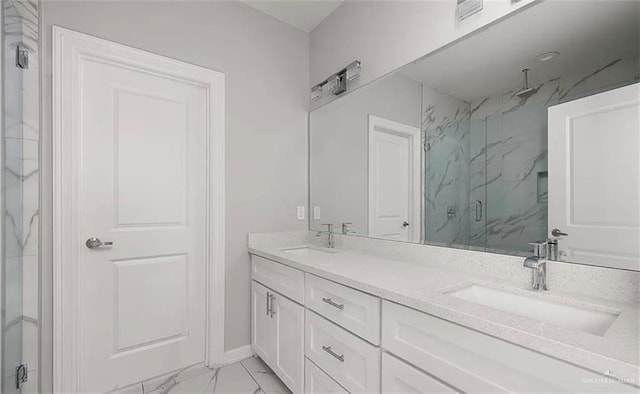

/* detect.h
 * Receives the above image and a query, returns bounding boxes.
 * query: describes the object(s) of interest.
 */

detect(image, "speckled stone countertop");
[248,235,640,386]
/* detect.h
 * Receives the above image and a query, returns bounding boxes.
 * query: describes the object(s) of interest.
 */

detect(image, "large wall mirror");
[310,0,640,271]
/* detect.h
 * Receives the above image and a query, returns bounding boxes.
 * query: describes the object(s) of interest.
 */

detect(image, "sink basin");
[281,247,336,256]
[445,284,620,336]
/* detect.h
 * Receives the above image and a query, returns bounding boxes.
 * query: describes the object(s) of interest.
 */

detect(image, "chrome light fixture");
[311,84,322,101]
[311,60,361,101]
[345,60,361,81]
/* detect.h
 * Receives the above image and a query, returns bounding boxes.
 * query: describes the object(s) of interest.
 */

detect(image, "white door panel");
[368,116,421,242]
[273,293,305,393]
[54,28,224,393]
[80,51,207,392]
[548,83,640,270]
[252,281,276,363]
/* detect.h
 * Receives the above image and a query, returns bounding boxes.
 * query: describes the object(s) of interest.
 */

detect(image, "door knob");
[402,221,410,228]
[551,229,568,237]
[85,237,113,249]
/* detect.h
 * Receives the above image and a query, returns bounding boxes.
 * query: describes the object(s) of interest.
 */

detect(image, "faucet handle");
[341,222,355,234]
[321,223,333,233]
[528,240,548,258]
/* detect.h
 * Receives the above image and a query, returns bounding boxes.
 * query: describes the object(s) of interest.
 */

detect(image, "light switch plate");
[297,206,305,220]
[313,206,321,220]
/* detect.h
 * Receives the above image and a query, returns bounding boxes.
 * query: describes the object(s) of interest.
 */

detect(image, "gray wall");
[310,73,421,235]
[39,1,309,390]
[309,0,536,109]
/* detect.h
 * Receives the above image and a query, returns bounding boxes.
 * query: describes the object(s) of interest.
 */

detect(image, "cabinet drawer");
[305,358,349,394]
[382,352,459,393]
[382,301,636,393]
[251,255,304,304]
[306,311,380,393]
[305,274,380,344]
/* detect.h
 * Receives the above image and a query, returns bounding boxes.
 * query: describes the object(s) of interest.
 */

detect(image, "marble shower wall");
[2,0,39,391]
[422,86,471,247]
[423,55,638,256]
[470,56,639,255]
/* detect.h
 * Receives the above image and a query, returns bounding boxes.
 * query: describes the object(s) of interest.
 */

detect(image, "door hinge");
[16,364,28,389]
[16,45,29,69]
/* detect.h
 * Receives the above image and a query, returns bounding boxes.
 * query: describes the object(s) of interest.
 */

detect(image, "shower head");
[516,87,537,99]
[515,69,537,99]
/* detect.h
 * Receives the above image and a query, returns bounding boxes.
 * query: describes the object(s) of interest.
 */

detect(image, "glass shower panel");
[423,95,472,248]
[486,100,548,254]
[468,117,487,250]
[2,0,24,391]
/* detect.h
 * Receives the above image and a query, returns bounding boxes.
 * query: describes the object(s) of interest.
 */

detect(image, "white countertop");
[249,244,640,385]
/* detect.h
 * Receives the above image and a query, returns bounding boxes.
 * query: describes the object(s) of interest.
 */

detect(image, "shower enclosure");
[2,0,25,390]
[2,0,39,391]
[423,55,638,256]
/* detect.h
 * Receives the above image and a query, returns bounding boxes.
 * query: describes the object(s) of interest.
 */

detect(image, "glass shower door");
[468,116,488,251]
[2,1,24,391]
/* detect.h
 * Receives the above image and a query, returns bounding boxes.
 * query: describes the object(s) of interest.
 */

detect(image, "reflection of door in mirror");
[368,115,421,242]
[548,82,640,271]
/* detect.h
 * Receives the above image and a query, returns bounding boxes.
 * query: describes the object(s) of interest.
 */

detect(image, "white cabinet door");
[382,353,459,394]
[273,292,305,393]
[252,281,275,362]
[548,82,640,270]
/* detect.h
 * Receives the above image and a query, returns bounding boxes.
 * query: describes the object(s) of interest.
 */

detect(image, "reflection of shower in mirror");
[515,68,537,99]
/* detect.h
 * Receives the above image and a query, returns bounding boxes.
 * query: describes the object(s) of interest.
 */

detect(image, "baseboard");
[211,345,253,368]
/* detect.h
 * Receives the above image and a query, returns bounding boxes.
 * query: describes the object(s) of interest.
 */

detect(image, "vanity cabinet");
[251,280,304,393]
[251,254,637,394]
[252,254,304,303]
[382,300,636,393]
[305,274,380,345]
[381,352,459,393]
[305,358,349,394]
[251,281,275,362]
[305,311,380,393]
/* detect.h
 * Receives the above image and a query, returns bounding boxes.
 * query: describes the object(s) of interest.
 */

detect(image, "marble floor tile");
[143,364,213,393]
[241,357,291,394]
[142,358,288,394]
[211,362,260,394]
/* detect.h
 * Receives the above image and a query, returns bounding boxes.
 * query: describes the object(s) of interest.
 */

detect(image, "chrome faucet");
[524,241,549,291]
[341,222,356,235]
[316,223,334,248]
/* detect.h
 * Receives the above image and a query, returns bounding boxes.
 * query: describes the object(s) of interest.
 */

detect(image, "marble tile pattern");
[248,231,640,386]
[114,357,290,394]
[422,85,471,247]
[422,55,640,255]
[2,0,39,390]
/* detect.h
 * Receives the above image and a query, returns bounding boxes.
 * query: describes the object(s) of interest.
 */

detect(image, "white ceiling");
[400,0,639,102]
[239,0,343,32]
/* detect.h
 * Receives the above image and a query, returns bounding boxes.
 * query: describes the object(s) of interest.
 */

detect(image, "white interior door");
[548,82,640,270]
[368,115,421,241]
[54,28,225,392]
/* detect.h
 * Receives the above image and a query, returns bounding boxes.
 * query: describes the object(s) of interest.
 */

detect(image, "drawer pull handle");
[266,291,271,316]
[321,345,344,362]
[321,297,344,310]
[269,293,276,318]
